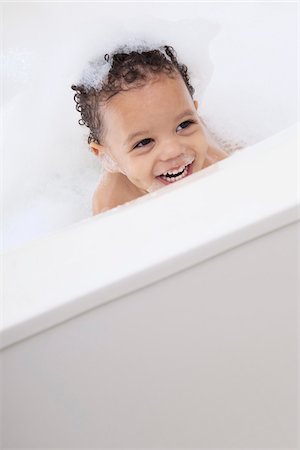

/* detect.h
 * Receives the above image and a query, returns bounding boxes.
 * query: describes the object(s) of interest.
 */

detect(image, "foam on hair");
[77,37,169,90]
[78,57,111,90]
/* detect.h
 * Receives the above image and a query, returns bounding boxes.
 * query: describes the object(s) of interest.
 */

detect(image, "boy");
[71,43,229,215]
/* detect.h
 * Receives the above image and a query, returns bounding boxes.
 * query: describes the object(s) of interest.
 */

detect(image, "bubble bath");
[77,37,169,90]
[2,2,298,252]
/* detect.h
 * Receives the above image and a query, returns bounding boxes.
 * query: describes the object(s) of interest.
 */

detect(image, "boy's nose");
[159,142,186,168]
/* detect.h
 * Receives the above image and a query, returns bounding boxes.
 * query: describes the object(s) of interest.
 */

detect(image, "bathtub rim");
[1,122,299,351]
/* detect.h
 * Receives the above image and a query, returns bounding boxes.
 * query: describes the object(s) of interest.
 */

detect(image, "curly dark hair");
[71,45,195,146]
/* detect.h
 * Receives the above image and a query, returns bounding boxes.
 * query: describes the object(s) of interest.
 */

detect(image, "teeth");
[163,164,186,176]
[161,159,194,177]
[160,166,189,182]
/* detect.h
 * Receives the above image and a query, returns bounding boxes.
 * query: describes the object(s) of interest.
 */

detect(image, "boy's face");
[93,72,213,193]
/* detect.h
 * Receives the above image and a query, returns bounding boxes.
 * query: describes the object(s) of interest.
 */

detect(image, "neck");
[203,145,229,168]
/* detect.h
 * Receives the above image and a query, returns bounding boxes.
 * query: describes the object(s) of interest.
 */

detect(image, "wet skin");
[90,72,229,214]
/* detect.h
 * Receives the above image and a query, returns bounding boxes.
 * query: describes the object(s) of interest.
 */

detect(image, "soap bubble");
[78,57,111,90]
[77,37,169,91]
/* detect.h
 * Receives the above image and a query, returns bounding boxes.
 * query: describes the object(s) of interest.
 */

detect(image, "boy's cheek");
[102,153,123,173]
[145,178,164,193]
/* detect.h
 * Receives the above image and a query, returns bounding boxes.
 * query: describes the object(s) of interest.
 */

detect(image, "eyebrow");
[124,108,196,147]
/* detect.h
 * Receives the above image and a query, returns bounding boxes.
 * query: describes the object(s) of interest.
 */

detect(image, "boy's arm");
[92,203,110,215]
[92,173,138,215]
[92,186,111,215]
[92,182,125,215]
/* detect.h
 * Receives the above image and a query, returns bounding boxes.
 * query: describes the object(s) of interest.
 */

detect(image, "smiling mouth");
[157,160,194,185]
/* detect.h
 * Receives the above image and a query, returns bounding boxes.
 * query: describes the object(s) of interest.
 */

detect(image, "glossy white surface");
[1,123,299,447]
[2,3,299,447]
[2,215,299,448]
[2,123,299,350]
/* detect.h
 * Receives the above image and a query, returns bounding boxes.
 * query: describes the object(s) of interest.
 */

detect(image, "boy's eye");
[134,138,152,149]
[133,121,195,149]
[177,120,194,130]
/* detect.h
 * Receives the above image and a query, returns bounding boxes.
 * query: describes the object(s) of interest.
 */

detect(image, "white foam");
[77,37,169,90]
[78,57,111,90]
[112,36,168,55]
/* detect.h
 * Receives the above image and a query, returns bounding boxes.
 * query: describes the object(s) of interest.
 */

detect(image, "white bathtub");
[2,2,299,448]
[1,123,299,448]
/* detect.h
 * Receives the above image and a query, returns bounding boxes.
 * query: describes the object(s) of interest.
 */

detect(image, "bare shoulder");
[92,170,147,216]
[92,173,134,216]
[92,183,113,215]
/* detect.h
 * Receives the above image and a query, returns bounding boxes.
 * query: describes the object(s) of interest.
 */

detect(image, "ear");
[193,100,198,110]
[89,141,104,157]
[90,141,125,174]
